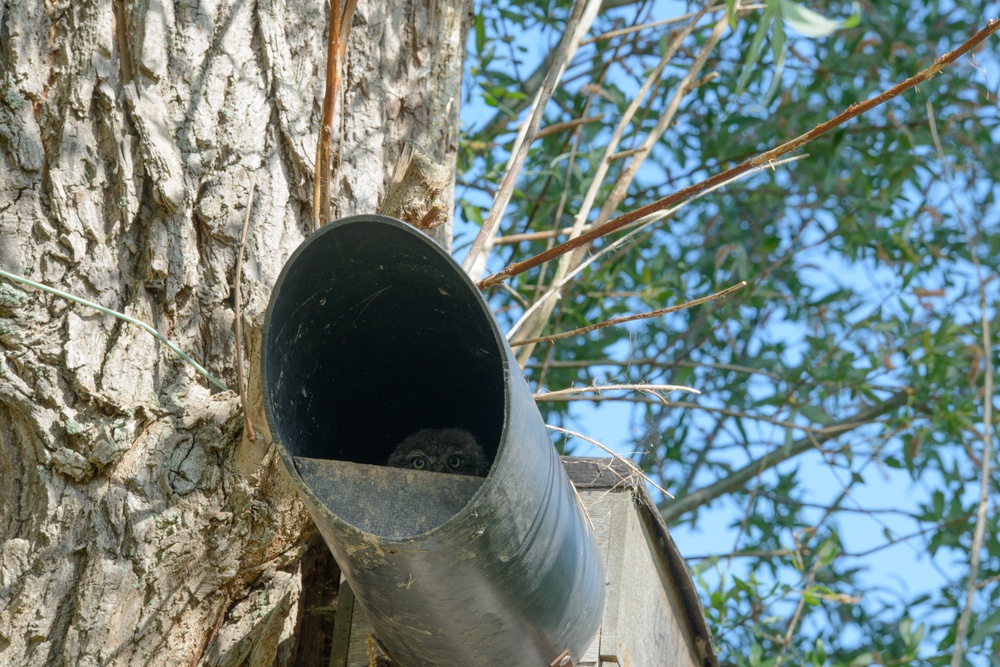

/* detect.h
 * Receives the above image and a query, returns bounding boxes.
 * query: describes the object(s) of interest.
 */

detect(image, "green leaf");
[763,19,786,106]
[968,607,1000,648]
[817,540,839,566]
[725,0,739,28]
[474,13,486,55]
[731,1,778,104]
[813,637,826,664]
[778,0,862,38]
[797,403,832,425]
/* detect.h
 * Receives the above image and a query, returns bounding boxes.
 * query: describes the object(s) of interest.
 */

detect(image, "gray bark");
[0,0,468,664]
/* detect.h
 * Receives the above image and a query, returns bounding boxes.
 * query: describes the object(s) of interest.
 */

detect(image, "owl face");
[386,428,489,476]
[396,447,472,474]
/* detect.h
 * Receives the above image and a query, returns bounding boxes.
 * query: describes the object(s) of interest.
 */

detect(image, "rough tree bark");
[0,0,468,664]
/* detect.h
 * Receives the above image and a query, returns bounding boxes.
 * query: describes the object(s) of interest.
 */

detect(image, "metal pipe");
[261,215,604,666]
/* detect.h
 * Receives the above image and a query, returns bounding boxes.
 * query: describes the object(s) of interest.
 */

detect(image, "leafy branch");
[660,390,913,523]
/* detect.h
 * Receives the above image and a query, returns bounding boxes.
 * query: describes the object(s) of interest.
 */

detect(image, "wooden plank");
[294,457,484,539]
[561,456,638,489]
[329,576,355,667]
[574,488,620,666]
[340,584,394,667]
[632,487,717,667]
[578,487,631,667]
[604,496,698,667]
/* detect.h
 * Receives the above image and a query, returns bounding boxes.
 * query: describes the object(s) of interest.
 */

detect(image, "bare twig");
[542,396,827,432]
[462,0,596,274]
[339,0,357,56]
[510,281,746,347]
[493,154,806,245]
[534,382,699,401]
[930,101,996,667]
[478,18,1000,289]
[526,357,784,381]
[547,424,674,498]
[534,114,605,140]
[235,182,257,442]
[686,514,973,564]
[774,557,822,667]
[845,515,973,559]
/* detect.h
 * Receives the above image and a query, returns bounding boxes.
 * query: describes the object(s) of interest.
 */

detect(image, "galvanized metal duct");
[261,215,604,666]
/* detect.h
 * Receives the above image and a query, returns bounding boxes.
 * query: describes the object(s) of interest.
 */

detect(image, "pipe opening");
[263,217,505,475]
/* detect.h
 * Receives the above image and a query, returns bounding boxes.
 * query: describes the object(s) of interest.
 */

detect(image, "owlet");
[386,428,489,477]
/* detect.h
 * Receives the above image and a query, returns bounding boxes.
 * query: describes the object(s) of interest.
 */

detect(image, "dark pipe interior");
[263,217,505,468]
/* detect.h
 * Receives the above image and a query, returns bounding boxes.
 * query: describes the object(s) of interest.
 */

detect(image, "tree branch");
[478,18,1000,289]
[312,0,356,229]
[660,391,913,524]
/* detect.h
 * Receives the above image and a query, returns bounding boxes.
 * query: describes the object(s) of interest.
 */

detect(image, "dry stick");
[462,0,593,274]
[499,281,530,309]
[528,357,785,380]
[518,11,704,314]
[773,555,823,667]
[496,153,806,245]
[534,383,700,400]
[466,113,604,150]
[525,91,612,357]
[312,0,356,229]
[235,182,257,442]
[540,396,820,432]
[521,13,715,333]
[930,101,996,667]
[339,0,357,57]
[526,139,580,356]
[774,477,866,666]
[510,280,746,347]
[687,516,977,565]
[533,358,903,395]
[478,18,1000,290]
[533,113,605,140]
[546,424,674,498]
[977,572,1000,590]
[494,228,575,244]
[312,0,339,229]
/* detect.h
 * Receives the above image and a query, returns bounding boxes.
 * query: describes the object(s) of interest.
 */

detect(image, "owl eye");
[411,456,428,470]
[447,454,463,470]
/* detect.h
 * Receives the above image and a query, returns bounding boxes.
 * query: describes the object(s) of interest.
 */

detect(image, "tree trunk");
[0,0,468,664]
